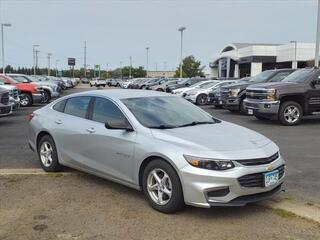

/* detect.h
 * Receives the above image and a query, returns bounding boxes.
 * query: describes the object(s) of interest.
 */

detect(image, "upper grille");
[1,92,10,105]
[238,165,285,188]
[236,152,279,166]
[246,89,268,100]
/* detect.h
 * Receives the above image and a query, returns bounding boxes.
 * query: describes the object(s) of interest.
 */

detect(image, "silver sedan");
[28,89,285,213]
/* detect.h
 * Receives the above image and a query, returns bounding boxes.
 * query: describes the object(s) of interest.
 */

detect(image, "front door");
[83,97,136,184]
[307,75,320,113]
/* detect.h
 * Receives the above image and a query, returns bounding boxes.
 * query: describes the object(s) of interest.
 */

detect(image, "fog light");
[207,187,230,197]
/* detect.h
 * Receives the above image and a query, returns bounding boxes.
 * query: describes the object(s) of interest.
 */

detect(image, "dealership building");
[209,42,317,78]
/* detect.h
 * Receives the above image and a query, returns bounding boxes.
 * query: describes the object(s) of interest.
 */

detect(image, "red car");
[0,74,43,107]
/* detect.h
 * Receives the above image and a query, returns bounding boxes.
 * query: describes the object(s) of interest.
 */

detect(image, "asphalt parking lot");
[1,85,320,205]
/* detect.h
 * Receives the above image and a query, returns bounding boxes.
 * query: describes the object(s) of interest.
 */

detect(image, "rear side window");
[53,100,66,112]
[64,97,91,118]
[91,97,128,127]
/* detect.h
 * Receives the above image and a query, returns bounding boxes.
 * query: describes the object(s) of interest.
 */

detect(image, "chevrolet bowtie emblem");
[267,165,273,171]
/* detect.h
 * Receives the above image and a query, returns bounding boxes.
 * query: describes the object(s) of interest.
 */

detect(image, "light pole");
[120,61,123,79]
[33,44,40,75]
[1,23,11,74]
[55,60,59,77]
[316,0,320,67]
[178,26,186,78]
[47,53,52,76]
[129,56,132,79]
[290,41,297,69]
[146,47,149,77]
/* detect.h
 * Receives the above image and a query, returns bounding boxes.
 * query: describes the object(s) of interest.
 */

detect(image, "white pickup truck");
[89,78,106,87]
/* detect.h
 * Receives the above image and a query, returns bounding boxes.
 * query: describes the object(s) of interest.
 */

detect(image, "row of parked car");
[116,68,320,126]
[0,74,79,117]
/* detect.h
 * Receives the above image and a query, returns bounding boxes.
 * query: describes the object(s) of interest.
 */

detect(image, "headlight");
[230,88,241,97]
[266,88,277,101]
[184,155,235,171]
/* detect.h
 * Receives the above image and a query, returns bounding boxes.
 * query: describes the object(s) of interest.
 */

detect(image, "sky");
[0,0,318,72]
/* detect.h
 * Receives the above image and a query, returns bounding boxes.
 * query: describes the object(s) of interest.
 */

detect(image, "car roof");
[72,89,171,100]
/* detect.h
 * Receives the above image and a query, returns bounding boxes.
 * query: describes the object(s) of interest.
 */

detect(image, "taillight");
[27,113,34,122]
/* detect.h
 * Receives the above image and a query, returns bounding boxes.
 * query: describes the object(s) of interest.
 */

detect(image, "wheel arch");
[138,155,182,189]
[36,131,54,152]
[280,95,306,114]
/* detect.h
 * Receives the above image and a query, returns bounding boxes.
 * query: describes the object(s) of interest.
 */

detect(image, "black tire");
[116,83,120,87]
[156,88,164,92]
[279,101,303,126]
[107,83,111,87]
[196,94,208,105]
[42,90,51,103]
[20,93,33,107]
[37,135,61,172]
[90,83,92,87]
[102,85,106,87]
[142,159,184,213]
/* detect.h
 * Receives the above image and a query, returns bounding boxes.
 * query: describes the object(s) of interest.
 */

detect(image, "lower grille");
[1,92,9,105]
[238,165,285,188]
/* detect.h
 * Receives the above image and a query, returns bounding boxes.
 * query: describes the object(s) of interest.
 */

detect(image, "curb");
[261,199,320,223]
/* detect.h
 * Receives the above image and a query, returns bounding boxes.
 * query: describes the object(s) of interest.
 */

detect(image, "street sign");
[68,58,76,66]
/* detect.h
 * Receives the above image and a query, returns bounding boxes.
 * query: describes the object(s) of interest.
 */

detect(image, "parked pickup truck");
[220,69,295,113]
[0,74,44,107]
[244,68,320,125]
[0,87,12,117]
[0,81,20,110]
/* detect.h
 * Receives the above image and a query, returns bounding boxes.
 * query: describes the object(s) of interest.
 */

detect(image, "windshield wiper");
[149,124,177,129]
[177,121,215,128]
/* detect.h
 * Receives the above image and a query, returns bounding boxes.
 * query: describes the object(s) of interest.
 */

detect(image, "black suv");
[220,69,295,113]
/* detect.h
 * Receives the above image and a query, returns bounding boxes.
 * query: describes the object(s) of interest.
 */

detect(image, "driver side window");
[91,97,128,128]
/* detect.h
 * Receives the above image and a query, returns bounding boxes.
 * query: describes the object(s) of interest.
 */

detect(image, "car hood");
[221,82,252,90]
[173,87,193,93]
[151,121,272,152]
[248,82,303,90]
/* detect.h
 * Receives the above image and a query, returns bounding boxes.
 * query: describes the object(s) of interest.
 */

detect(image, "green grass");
[273,208,296,218]
[46,173,63,177]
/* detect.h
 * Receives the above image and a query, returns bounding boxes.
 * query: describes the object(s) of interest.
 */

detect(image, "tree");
[174,55,205,78]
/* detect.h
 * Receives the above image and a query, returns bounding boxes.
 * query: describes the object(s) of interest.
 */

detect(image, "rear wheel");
[142,159,184,213]
[38,135,61,172]
[196,94,208,105]
[20,93,32,107]
[279,101,303,126]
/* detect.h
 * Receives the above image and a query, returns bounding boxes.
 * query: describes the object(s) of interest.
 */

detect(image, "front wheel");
[279,101,303,126]
[142,159,184,213]
[38,135,61,172]
[196,94,208,105]
[20,93,32,107]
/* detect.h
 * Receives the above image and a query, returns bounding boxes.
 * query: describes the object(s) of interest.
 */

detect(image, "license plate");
[248,109,253,115]
[264,170,279,187]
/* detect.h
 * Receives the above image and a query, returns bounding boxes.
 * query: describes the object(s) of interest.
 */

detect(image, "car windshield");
[282,69,313,83]
[122,96,217,129]
[177,79,188,84]
[249,71,275,83]
[10,75,31,83]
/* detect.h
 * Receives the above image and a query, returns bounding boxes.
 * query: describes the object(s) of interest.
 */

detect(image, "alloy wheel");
[40,141,53,167]
[20,95,29,106]
[147,168,172,205]
[284,105,300,124]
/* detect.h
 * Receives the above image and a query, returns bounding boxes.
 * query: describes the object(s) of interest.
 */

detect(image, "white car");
[172,80,216,96]
[89,78,106,87]
[184,80,238,105]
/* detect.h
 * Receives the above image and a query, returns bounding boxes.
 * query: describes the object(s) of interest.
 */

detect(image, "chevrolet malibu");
[28,90,285,213]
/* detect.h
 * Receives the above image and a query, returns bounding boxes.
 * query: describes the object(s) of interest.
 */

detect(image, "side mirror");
[105,121,134,132]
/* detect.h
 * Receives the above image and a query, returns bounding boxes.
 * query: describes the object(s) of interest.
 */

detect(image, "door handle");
[86,128,96,133]
[54,120,62,125]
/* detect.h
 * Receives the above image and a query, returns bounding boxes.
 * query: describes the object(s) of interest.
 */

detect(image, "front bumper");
[0,105,12,117]
[184,95,197,103]
[32,93,44,103]
[180,155,285,208]
[208,95,223,105]
[244,99,280,117]
[9,97,20,110]
[222,97,241,110]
